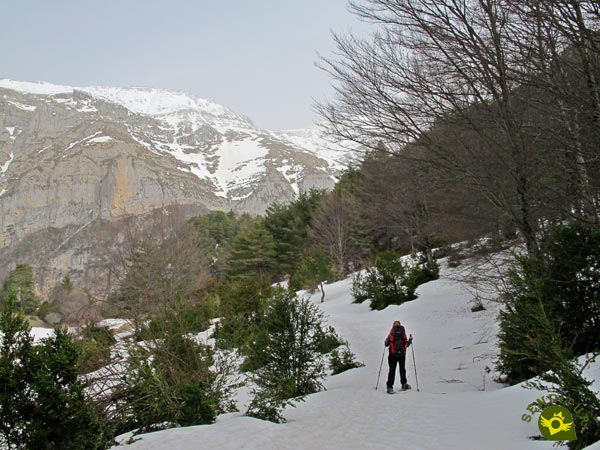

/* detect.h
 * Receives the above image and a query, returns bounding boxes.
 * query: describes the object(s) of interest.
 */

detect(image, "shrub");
[518,309,600,450]
[289,248,334,296]
[352,251,439,310]
[316,325,343,354]
[146,296,215,337]
[497,223,600,382]
[0,293,112,449]
[403,252,439,291]
[78,324,116,374]
[246,290,328,423]
[212,278,275,364]
[121,329,238,433]
[329,343,364,375]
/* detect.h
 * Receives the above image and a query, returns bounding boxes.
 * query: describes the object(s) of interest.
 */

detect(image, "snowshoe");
[401,383,411,390]
[386,387,394,394]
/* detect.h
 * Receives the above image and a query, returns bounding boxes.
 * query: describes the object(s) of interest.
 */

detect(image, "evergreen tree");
[227,221,277,280]
[25,329,111,450]
[264,190,325,276]
[246,289,327,422]
[0,292,111,449]
[193,211,240,278]
[119,294,239,433]
[289,248,334,302]
[0,264,38,314]
[498,222,600,382]
[0,292,33,449]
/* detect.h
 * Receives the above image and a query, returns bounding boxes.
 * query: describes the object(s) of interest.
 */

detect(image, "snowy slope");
[0,79,250,128]
[0,78,352,206]
[111,259,600,450]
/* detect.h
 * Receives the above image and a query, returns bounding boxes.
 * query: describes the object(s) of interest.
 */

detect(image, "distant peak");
[0,78,253,127]
[0,79,73,95]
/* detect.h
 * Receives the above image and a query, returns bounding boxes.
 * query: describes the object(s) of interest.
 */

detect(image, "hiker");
[384,320,413,394]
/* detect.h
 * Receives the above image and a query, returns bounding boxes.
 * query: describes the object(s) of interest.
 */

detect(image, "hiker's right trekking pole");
[410,335,420,392]
[375,346,386,390]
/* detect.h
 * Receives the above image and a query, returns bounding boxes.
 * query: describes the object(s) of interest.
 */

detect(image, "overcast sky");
[1,0,370,130]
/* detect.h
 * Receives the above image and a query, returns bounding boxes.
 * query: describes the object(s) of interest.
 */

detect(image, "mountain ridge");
[0,78,355,295]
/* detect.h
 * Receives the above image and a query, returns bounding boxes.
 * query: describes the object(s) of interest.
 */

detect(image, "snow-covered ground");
[110,259,600,450]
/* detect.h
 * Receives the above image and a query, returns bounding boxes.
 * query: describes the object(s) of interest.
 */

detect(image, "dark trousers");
[386,352,407,388]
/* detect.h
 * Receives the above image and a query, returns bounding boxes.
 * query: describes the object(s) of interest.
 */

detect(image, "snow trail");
[113,260,599,449]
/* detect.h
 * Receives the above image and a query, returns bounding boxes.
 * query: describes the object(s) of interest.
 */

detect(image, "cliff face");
[0,80,351,297]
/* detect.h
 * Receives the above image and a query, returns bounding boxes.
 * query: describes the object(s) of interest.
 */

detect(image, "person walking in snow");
[384,320,413,394]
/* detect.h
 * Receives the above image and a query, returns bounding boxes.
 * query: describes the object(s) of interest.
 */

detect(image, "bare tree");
[310,188,363,275]
[317,0,600,253]
[502,0,600,221]
[109,207,210,323]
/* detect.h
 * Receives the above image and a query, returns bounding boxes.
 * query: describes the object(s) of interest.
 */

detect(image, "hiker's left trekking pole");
[410,335,420,392]
[375,346,386,390]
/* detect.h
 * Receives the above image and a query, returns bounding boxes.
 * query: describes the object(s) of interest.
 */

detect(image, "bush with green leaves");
[144,296,216,339]
[264,189,325,276]
[404,251,439,291]
[0,293,112,450]
[289,248,334,300]
[78,324,116,374]
[212,278,276,365]
[497,222,600,382]
[246,289,329,423]
[329,343,364,375]
[512,303,600,450]
[0,264,39,314]
[352,251,439,310]
[315,325,343,354]
[529,356,600,450]
[120,325,238,433]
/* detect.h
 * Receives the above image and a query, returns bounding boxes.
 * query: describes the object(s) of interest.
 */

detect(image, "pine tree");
[246,290,327,422]
[264,190,325,276]
[228,222,276,280]
[0,264,38,314]
[0,292,111,449]
[289,248,333,302]
[0,292,33,449]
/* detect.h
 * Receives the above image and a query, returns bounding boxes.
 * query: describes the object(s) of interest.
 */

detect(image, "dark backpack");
[390,326,406,355]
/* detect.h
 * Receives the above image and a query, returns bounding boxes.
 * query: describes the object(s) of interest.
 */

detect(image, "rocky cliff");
[0,79,352,297]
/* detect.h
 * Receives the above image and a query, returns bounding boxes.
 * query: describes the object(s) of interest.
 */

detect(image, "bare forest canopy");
[316,0,600,254]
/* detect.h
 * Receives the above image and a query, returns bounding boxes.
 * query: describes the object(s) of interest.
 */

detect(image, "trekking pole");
[375,346,386,390]
[411,335,420,392]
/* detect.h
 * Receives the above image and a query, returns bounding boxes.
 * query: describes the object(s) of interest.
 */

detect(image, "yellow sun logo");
[539,411,573,435]
[538,405,577,441]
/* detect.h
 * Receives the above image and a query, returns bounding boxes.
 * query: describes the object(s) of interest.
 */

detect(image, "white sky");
[1,0,370,130]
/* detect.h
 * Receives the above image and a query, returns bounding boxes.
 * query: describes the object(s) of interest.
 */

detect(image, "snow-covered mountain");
[0,79,352,204]
[0,78,357,294]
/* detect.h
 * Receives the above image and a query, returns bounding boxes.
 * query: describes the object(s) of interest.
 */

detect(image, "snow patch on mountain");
[1,152,14,174]
[276,163,304,195]
[64,132,102,154]
[275,128,359,171]
[87,136,113,144]
[211,138,269,199]
[0,78,352,205]
[7,100,37,112]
